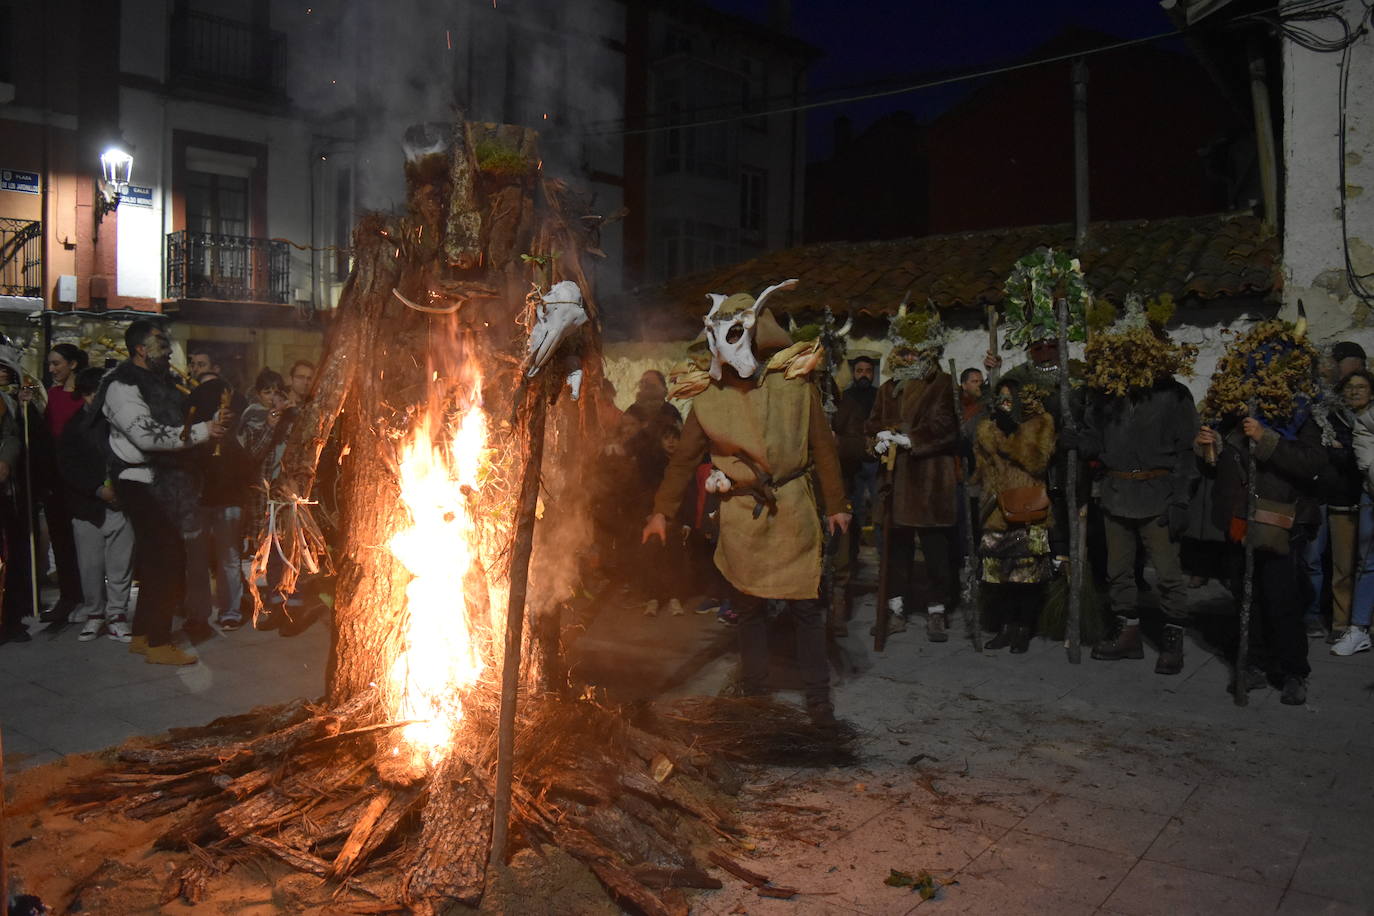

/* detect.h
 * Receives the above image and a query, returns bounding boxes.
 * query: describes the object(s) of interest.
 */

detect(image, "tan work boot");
[1092,617,1144,660]
[128,635,149,656]
[145,644,198,666]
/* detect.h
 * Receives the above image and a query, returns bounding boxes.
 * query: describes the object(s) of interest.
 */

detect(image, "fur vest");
[972,412,1057,531]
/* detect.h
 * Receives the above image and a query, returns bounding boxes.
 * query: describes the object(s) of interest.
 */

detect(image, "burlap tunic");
[653,371,847,600]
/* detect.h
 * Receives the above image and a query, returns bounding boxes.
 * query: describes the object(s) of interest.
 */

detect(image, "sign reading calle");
[122,185,154,208]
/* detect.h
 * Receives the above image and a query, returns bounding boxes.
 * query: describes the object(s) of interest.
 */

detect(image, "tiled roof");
[635,212,1279,323]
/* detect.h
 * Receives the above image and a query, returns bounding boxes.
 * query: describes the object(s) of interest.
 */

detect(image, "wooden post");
[1247,37,1280,230]
[951,358,982,653]
[1072,58,1090,251]
[1236,401,1259,707]
[488,377,549,868]
[1,726,7,907]
[1056,298,1083,664]
[872,448,898,653]
[986,305,1001,388]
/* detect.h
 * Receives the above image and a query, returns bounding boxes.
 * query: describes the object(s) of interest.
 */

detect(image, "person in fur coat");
[972,379,1057,652]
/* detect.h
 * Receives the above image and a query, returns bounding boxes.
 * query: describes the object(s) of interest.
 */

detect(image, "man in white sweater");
[98,321,230,665]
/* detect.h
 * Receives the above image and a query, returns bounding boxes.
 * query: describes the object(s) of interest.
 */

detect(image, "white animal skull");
[526,280,588,377]
[702,279,798,381]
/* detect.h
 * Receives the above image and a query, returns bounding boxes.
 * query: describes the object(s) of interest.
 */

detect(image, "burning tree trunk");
[40,117,857,916]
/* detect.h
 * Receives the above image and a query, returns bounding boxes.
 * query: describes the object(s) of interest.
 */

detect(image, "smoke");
[283,0,626,213]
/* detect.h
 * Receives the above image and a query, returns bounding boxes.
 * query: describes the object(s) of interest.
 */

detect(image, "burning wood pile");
[33,116,855,914]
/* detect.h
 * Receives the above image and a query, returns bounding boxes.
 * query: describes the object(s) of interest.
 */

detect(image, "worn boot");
[1092,617,1145,660]
[1155,623,1185,675]
[806,697,839,727]
[1009,625,1032,654]
[926,609,949,643]
[985,625,1013,650]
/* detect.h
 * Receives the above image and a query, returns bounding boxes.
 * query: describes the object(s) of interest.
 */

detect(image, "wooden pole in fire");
[489,377,549,869]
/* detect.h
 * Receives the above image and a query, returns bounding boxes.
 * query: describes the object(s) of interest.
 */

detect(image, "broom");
[1037,571,1108,644]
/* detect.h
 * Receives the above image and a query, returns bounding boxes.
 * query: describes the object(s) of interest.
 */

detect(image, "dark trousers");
[41,490,84,607]
[116,479,186,647]
[888,525,957,613]
[1228,544,1310,678]
[1103,512,1189,621]
[0,492,34,633]
[735,592,829,704]
[985,581,1045,631]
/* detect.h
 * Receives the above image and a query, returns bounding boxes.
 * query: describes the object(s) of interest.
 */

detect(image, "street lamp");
[95,145,133,224]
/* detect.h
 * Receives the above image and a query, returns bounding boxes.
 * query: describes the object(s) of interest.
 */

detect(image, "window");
[740,56,767,132]
[653,61,741,179]
[186,171,249,237]
[740,168,766,237]
[663,27,694,56]
[654,219,739,281]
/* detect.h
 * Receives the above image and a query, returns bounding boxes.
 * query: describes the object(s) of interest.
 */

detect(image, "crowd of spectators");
[0,321,319,666]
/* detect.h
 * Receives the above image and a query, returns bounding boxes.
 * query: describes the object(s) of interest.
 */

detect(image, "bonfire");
[1,117,853,915]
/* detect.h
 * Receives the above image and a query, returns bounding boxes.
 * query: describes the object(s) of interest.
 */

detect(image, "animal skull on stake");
[525,280,588,377]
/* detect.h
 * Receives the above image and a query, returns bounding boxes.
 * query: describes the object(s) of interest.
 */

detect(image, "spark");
[446,30,452,50]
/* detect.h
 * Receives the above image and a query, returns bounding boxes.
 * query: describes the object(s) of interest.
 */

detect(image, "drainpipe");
[1247,36,1280,230]
[1072,58,1089,252]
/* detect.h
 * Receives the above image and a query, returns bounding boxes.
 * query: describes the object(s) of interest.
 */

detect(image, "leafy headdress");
[1002,247,1088,349]
[1198,316,1319,429]
[886,299,951,381]
[1083,294,1198,395]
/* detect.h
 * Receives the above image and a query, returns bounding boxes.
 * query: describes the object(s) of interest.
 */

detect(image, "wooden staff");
[986,304,1001,388]
[872,444,899,652]
[0,727,7,904]
[19,403,38,621]
[1056,298,1083,664]
[1235,400,1259,707]
[180,405,198,444]
[951,358,982,652]
[489,375,549,869]
[213,387,232,456]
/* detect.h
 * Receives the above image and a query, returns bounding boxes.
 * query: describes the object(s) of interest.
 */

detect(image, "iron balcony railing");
[169,8,287,98]
[166,230,290,304]
[0,218,42,297]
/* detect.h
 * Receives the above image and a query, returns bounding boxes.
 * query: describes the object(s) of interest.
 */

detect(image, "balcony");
[166,230,290,304]
[0,218,42,298]
[169,9,287,101]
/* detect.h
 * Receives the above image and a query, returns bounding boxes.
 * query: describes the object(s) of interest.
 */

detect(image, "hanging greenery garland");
[1001,247,1089,349]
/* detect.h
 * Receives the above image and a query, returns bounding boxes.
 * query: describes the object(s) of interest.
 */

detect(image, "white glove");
[874,430,912,455]
[704,468,732,493]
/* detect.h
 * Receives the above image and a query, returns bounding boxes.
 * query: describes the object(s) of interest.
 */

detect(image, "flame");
[387,384,489,767]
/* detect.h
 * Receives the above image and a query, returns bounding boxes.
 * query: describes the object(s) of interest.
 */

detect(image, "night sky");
[707,0,1181,159]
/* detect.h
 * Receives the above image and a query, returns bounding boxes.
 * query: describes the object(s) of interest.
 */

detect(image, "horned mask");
[703,279,798,380]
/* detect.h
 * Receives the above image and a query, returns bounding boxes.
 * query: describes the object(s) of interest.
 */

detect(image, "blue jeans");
[1297,506,1328,624]
[1351,494,1374,628]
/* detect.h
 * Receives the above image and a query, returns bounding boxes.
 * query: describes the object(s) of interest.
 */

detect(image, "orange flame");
[387,385,489,767]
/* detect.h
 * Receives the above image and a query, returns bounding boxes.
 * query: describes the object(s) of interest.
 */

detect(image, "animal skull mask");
[703,279,798,380]
[526,280,588,377]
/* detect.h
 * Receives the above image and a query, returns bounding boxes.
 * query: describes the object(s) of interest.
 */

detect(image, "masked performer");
[1195,318,1322,704]
[643,281,850,725]
[865,302,960,642]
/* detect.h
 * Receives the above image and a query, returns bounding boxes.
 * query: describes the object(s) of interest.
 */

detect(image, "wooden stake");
[951,358,982,653]
[1056,298,1083,664]
[986,304,1001,388]
[872,447,898,653]
[1,727,7,907]
[1236,401,1259,707]
[489,377,549,869]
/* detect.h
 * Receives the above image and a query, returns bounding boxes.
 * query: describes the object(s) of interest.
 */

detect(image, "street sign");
[122,185,154,208]
[0,169,40,194]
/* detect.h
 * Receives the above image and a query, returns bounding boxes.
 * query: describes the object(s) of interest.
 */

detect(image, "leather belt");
[1107,469,1170,480]
[1252,508,1295,529]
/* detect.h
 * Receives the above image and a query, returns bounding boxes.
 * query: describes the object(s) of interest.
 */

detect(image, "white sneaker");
[78,618,105,641]
[668,599,685,616]
[106,616,133,643]
[643,599,659,617]
[1331,626,1371,656]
